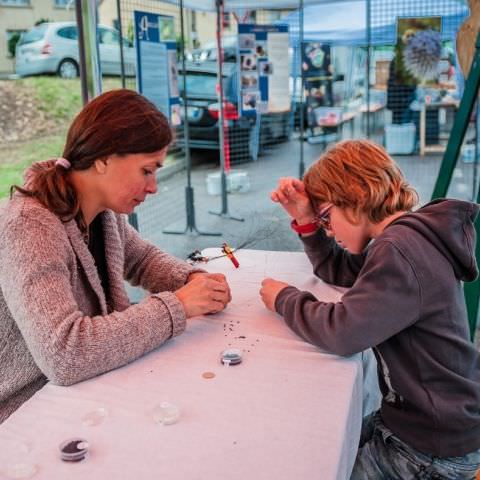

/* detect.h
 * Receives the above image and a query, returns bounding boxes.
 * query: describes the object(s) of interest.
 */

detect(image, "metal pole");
[115,0,126,88]
[163,0,221,236]
[298,0,305,178]
[210,0,243,222]
[77,0,102,102]
[75,0,88,105]
[366,0,371,138]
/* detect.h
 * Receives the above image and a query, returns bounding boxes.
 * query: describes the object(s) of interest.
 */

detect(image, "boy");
[260,139,480,479]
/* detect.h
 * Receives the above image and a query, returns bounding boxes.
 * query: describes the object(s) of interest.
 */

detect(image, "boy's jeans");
[350,412,480,479]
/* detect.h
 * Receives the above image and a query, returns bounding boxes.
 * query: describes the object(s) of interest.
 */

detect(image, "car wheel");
[58,59,79,79]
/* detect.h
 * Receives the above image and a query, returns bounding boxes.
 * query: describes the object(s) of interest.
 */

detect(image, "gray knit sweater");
[0,194,197,423]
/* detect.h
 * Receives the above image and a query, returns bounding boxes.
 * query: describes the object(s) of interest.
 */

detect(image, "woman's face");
[320,204,372,254]
[99,148,167,214]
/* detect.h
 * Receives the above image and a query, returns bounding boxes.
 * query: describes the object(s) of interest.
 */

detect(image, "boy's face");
[321,205,371,254]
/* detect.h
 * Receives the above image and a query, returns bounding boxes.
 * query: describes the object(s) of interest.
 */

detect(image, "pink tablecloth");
[0,249,379,480]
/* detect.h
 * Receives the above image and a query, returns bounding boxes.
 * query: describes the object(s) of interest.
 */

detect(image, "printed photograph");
[159,17,176,42]
[242,91,260,111]
[255,42,268,58]
[259,61,273,76]
[241,53,257,71]
[239,34,255,50]
[241,73,259,89]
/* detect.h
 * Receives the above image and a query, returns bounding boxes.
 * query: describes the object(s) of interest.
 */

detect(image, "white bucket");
[205,170,251,195]
[228,170,250,193]
[206,172,222,196]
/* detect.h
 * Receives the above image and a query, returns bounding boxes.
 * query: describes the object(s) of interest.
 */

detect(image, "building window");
[0,0,30,6]
[54,0,71,7]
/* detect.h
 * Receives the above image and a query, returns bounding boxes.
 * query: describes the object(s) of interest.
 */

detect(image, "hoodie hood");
[390,199,479,282]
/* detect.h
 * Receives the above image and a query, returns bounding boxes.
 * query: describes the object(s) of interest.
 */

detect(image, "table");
[307,111,357,146]
[360,102,386,132]
[0,249,379,480]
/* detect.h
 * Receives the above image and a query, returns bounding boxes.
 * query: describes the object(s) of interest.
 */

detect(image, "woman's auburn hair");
[303,139,419,223]
[12,89,172,230]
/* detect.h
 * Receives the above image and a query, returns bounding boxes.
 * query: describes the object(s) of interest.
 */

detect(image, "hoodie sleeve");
[275,240,421,356]
[301,228,368,287]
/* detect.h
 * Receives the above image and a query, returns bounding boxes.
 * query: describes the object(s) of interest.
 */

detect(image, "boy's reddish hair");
[303,139,418,223]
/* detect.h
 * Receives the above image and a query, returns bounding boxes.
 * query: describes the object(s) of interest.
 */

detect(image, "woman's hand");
[260,277,290,312]
[176,273,231,318]
[270,177,316,224]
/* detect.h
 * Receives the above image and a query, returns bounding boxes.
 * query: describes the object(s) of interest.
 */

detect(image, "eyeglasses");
[315,203,333,230]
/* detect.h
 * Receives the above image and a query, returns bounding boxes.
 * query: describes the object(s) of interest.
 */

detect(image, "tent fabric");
[160,0,355,12]
[278,0,469,46]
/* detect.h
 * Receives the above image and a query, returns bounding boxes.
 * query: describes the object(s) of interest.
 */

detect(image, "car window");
[57,26,78,40]
[99,28,119,45]
[180,73,218,96]
[19,24,48,45]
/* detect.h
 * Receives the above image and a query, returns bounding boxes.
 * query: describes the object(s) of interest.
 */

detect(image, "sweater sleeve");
[301,228,368,287]
[275,240,421,356]
[0,214,187,387]
[121,217,204,293]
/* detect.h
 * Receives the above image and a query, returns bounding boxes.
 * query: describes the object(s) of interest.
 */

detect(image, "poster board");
[237,24,290,117]
[134,11,181,126]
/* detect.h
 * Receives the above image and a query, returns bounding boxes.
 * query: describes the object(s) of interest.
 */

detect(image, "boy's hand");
[270,177,316,225]
[260,277,290,312]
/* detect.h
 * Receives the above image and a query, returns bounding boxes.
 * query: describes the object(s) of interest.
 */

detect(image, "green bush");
[8,32,21,58]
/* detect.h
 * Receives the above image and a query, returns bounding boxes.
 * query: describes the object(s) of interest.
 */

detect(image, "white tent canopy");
[160,0,358,12]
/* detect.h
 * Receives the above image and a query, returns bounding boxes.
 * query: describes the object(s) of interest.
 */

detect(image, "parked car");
[186,35,237,63]
[177,61,290,162]
[15,21,135,78]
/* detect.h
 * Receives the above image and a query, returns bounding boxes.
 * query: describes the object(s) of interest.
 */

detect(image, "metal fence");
[93,1,477,269]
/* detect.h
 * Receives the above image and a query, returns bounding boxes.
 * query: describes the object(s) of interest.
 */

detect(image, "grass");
[0,131,66,198]
[17,76,123,122]
[0,75,171,200]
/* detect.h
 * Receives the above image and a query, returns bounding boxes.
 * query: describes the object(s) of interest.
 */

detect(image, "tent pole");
[366,0,371,138]
[164,0,222,236]
[298,0,305,178]
[210,0,244,222]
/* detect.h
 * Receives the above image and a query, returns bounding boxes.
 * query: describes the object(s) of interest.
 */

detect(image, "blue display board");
[134,11,181,126]
[237,24,289,117]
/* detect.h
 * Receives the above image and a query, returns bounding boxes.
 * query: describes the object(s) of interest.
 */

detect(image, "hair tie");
[55,157,71,169]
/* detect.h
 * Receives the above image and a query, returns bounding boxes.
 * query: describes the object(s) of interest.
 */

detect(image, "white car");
[15,21,135,78]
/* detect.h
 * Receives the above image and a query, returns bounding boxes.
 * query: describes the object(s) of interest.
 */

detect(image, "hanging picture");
[394,17,442,85]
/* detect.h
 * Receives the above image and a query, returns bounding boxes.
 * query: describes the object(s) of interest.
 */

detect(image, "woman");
[0,89,231,423]
[260,139,480,479]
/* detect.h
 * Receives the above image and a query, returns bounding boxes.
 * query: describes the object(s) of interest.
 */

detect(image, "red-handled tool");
[221,243,239,268]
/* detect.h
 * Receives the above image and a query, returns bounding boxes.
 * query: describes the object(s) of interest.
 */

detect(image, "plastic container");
[462,144,476,164]
[220,348,243,366]
[314,107,343,126]
[384,123,416,155]
[59,438,89,462]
